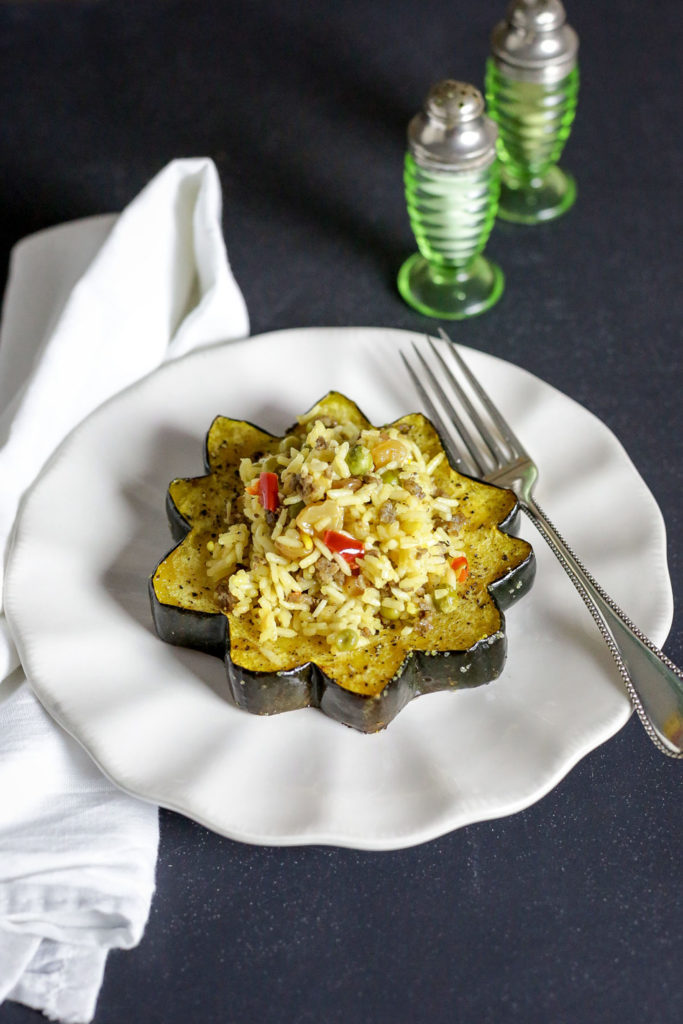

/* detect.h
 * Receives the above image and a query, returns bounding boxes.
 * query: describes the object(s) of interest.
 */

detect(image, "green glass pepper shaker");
[486,0,579,224]
[397,79,504,321]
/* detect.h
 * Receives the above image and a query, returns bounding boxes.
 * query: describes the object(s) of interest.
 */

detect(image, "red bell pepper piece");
[258,472,279,512]
[451,555,469,583]
[323,530,365,566]
[246,472,279,512]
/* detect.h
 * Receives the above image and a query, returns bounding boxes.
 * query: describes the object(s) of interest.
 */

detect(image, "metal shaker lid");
[491,0,578,83]
[407,80,498,171]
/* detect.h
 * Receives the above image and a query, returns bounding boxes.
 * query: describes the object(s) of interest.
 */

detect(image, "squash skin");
[149,393,535,732]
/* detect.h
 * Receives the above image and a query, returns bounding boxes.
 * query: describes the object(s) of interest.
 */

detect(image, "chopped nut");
[344,574,366,597]
[330,477,362,491]
[403,477,425,499]
[214,580,236,613]
[314,559,344,584]
[445,511,466,532]
[378,500,397,524]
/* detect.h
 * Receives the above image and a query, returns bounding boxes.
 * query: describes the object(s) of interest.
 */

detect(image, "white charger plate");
[4,327,673,849]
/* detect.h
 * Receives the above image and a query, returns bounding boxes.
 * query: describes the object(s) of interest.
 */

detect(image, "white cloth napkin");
[0,158,249,1022]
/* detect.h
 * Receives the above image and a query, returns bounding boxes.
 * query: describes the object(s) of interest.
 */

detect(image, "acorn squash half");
[149,392,535,732]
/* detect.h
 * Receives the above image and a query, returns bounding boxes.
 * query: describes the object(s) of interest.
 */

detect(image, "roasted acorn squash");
[149,392,534,732]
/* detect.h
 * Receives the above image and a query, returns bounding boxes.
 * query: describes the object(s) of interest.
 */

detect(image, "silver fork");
[402,328,683,759]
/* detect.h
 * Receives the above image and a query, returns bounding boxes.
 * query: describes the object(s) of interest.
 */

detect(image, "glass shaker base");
[397,253,504,320]
[497,165,576,224]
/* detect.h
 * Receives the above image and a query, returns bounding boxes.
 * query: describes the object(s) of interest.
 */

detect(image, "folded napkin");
[0,158,249,1022]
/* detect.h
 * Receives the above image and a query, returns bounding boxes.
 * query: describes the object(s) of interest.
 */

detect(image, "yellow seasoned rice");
[206,411,468,654]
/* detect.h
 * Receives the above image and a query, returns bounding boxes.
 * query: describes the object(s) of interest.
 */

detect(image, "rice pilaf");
[206,407,469,665]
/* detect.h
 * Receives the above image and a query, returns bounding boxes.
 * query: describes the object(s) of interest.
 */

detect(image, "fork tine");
[437,327,527,456]
[426,336,503,465]
[400,352,479,476]
[402,346,487,477]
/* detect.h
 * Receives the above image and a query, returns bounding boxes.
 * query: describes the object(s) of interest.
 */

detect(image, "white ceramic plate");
[4,328,673,849]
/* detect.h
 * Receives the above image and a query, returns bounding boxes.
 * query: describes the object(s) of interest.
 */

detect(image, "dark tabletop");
[1,1,682,1022]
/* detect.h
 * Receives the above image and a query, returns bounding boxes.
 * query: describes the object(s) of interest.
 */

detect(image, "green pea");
[288,500,305,519]
[261,455,279,473]
[346,444,373,477]
[433,586,458,614]
[379,603,400,621]
[381,469,400,486]
[334,628,359,651]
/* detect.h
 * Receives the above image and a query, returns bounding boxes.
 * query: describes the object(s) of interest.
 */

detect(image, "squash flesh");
[150,393,534,723]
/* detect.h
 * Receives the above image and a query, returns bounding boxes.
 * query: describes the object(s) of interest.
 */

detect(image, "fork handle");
[522,497,683,758]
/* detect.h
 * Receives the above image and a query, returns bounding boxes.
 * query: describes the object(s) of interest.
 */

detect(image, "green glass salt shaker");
[486,0,579,224]
[397,80,504,321]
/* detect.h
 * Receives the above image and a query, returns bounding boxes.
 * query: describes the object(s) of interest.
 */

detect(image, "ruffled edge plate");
[4,328,673,849]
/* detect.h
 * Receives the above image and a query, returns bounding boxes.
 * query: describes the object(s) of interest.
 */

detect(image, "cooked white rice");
[206,410,467,660]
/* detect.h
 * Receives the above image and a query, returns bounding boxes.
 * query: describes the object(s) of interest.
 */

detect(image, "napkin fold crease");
[0,158,250,1022]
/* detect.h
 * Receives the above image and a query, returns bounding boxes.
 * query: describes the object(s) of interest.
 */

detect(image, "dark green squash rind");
[226,658,321,716]
[149,396,536,733]
[148,574,228,659]
[166,489,193,544]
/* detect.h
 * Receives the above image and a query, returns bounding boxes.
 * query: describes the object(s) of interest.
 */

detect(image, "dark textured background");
[1,1,681,1022]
